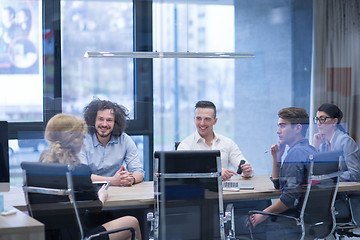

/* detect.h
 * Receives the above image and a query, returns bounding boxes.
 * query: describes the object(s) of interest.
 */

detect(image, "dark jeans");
[232,199,271,238]
[249,215,301,240]
[239,209,302,240]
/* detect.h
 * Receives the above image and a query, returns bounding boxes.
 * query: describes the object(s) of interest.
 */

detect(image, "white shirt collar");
[194,131,219,145]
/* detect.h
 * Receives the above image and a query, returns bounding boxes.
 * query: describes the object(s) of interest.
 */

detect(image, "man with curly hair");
[79,99,144,186]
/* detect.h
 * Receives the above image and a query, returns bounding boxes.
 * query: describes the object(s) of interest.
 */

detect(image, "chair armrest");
[87,226,136,240]
[247,210,301,239]
[23,186,69,196]
[248,210,299,222]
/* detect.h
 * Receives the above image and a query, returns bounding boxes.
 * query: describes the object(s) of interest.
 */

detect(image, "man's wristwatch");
[131,176,136,185]
[269,176,280,189]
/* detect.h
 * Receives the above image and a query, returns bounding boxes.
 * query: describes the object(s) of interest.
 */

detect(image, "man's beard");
[96,127,111,138]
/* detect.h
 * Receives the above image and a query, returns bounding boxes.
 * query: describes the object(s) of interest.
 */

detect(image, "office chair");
[334,192,360,239]
[148,150,235,240]
[21,161,136,240]
[248,150,343,240]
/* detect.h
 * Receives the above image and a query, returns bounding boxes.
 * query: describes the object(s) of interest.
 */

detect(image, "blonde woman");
[40,113,142,240]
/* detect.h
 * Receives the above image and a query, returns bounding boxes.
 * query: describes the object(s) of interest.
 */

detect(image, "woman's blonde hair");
[40,113,87,165]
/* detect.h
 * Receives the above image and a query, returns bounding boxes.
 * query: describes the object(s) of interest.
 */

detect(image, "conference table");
[5,175,360,210]
[3,175,360,240]
[103,175,360,208]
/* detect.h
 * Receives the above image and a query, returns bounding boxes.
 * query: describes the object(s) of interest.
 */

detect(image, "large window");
[61,0,134,118]
[60,0,152,180]
[8,0,154,185]
[153,0,313,175]
[153,2,235,149]
[6,0,313,185]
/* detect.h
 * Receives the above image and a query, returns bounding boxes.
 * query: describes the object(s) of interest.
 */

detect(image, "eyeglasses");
[313,117,332,124]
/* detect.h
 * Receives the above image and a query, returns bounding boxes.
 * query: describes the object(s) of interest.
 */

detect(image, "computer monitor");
[0,121,10,192]
[154,150,220,173]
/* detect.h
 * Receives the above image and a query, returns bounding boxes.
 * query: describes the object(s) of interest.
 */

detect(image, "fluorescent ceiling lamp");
[84,51,254,59]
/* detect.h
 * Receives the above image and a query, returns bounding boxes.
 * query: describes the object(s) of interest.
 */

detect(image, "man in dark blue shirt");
[248,107,317,239]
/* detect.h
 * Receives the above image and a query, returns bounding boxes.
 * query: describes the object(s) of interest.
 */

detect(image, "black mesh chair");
[248,150,343,240]
[334,192,360,239]
[21,161,136,240]
[148,150,234,240]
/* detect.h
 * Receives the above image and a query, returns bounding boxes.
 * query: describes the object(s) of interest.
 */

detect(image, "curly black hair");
[83,99,129,137]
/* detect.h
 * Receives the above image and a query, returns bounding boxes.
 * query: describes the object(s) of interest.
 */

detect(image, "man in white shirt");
[177,100,253,180]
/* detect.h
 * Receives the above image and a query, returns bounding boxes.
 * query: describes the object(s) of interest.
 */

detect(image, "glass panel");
[0,0,43,122]
[153,0,313,176]
[61,0,134,118]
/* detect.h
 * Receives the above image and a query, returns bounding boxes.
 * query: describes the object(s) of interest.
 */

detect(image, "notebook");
[92,181,110,191]
[222,181,254,191]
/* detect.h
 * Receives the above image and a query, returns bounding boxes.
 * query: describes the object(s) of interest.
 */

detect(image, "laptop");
[222,180,254,191]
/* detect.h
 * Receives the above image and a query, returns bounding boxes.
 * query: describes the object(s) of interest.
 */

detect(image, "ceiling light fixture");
[84,51,254,59]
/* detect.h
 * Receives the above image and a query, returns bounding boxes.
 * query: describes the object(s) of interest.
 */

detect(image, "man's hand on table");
[222,168,237,180]
[111,166,135,186]
[241,163,253,177]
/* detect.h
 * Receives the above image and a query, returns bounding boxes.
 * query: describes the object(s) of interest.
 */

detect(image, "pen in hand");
[265,143,284,154]
[265,149,277,154]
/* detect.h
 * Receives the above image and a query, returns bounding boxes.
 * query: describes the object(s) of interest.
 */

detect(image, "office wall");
[234,0,313,174]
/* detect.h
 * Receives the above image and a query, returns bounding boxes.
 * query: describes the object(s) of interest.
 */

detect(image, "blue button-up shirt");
[79,133,144,177]
[278,139,317,209]
[319,129,360,182]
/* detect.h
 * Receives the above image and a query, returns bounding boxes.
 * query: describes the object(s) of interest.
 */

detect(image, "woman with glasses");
[313,103,360,182]
[313,103,360,228]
